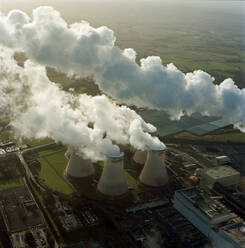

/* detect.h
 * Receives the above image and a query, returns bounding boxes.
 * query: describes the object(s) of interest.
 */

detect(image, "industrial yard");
[0,122,244,248]
[0,136,241,247]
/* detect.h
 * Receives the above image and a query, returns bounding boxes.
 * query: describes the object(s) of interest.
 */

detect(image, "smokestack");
[65,151,94,179]
[139,148,168,187]
[97,152,128,198]
[133,150,147,165]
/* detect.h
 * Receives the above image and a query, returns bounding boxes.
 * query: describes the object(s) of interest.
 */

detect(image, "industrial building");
[97,152,128,198]
[200,166,240,189]
[155,207,209,248]
[173,187,245,248]
[216,155,231,165]
[213,182,245,219]
[0,186,51,248]
[65,151,94,180]
[139,149,168,187]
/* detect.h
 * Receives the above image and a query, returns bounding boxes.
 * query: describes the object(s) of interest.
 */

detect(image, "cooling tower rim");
[106,152,124,160]
[149,147,166,152]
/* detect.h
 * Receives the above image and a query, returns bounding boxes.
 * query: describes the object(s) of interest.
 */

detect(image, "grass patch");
[0,177,23,189]
[38,156,74,195]
[22,137,54,147]
[170,130,245,143]
[37,147,66,158]
[124,170,137,188]
[44,151,68,175]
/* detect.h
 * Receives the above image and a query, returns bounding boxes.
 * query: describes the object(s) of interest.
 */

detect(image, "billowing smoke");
[0,47,164,160]
[0,7,244,128]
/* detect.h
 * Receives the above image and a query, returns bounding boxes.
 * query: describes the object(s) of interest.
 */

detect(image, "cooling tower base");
[65,171,94,182]
[131,159,144,168]
[137,179,168,189]
[96,189,130,201]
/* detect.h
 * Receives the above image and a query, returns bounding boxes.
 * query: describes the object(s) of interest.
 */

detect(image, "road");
[17,142,56,191]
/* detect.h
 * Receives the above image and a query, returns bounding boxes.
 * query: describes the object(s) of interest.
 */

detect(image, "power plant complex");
[59,142,244,248]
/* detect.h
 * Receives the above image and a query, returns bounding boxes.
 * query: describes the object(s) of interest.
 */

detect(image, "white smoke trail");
[0,7,244,128]
[0,47,164,160]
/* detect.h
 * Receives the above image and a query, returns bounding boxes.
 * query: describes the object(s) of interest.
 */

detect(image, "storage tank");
[65,151,94,179]
[97,152,128,198]
[139,148,168,187]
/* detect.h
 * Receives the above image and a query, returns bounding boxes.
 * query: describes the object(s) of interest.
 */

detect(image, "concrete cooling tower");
[139,149,168,187]
[97,152,128,198]
[133,150,147,165]
[65,151,94,179]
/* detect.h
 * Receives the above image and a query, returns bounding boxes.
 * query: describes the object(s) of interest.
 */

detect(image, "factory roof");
[175,188,231,221]
[204,166,240,179]
[126,200,168,213]
[221,222,245,247]
[216,156,231,163]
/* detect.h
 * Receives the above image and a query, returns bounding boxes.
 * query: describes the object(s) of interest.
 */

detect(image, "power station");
[139,148,168,187]
[65,151,95,180]
[97,152,128,198]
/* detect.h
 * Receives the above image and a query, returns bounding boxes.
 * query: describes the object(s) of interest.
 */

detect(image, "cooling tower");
[97,152,128,198]
[139,149,168,187]
[133,150,147,165]
[65,152,94,179]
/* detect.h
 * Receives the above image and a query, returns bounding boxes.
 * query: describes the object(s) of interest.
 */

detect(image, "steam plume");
[0,47,164,160]
[0,7,244,129]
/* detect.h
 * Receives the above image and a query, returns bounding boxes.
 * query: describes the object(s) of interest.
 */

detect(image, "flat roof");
[175,188,231,220]
[126,200,168,213]
[0,186,43,232]
[222,222,245,247]
[204,166,240,179]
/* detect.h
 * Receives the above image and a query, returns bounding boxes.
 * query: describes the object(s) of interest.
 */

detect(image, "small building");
[216,155,231,165]
[200,166,240,189]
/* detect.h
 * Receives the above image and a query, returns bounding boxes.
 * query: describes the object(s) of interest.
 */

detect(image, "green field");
[32,146,138,199]
[170,129,245,143]
[0,177,23,189]
[37,150,74,195]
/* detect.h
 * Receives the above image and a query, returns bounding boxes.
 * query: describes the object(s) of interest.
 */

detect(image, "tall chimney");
[139,148,168,187]
[97,152,128,198]
[133,150,147,165]
[65,151,94,179]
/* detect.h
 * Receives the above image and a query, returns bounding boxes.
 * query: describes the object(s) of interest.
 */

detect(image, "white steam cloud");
[0,47,164,160]
[0,7,244,129]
